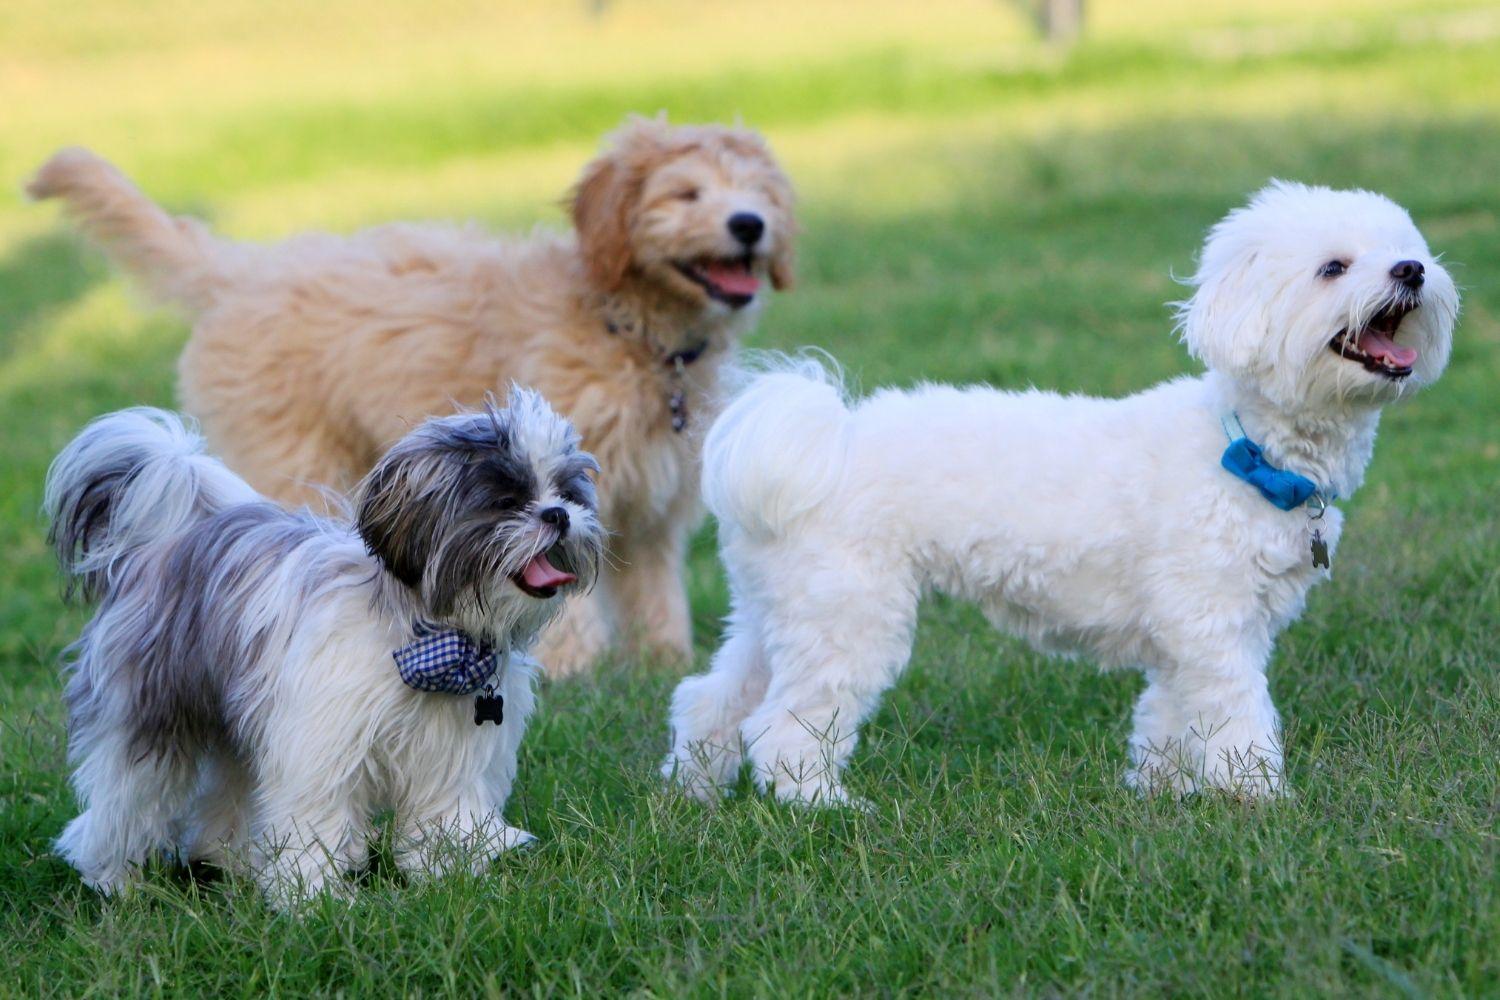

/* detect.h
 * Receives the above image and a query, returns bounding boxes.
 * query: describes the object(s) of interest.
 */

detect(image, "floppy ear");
[757,149,798,291]
[355,448,440,591]
[571,155,634,293]
[769,243,796,291]
[1177,250,1271,379]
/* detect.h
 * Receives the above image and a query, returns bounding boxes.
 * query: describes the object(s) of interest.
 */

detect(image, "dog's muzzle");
[1327,296,1421,379]
[673,253,761,308]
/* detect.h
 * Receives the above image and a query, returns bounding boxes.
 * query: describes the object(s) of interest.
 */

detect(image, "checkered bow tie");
[392,622,501,695]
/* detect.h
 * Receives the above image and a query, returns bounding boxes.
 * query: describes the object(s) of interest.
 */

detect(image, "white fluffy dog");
[46,391,603,905]
[664,182,1458,805]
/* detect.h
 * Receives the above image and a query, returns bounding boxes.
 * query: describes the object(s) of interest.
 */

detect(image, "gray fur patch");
[66,504,338,759]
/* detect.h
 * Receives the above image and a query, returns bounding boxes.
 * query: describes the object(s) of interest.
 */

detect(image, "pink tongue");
[700,263,760,296]
[1357,329,1419,368]
[521,552,575,591]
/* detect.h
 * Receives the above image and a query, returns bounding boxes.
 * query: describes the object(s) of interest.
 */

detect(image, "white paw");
[797,787,875,813]
[1199,751,1285,799]
[258,870,354,912]
[1129,734,1285,799]
[661,749,734,801]
[79,869,137,897]
[760,766,869,811]
[497,826,537,852]
[1126,737,1199,797]
[782,787,873,812]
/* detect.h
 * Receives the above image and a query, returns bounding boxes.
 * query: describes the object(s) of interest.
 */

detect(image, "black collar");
[603,319,709,369]
[665,340,710,368]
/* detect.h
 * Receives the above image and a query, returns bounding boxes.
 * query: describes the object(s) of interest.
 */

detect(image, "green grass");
[2,1,1498,994]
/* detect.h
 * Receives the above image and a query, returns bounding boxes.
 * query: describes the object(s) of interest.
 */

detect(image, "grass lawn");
[1,1,1497,994]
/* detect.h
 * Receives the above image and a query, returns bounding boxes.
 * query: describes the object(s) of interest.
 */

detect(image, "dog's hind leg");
[738,569,919,808]
[55,727,199,894]
[610,532,694,668]
[662,605,770,799]
[179,749,254,872]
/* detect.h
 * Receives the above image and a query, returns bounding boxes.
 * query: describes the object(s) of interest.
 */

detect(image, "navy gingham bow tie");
[392,622,501,695]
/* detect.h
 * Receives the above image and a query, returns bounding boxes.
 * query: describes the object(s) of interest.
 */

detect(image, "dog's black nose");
[539,506,569,533]
[1390,259,1425,289]
[727,212,765,247]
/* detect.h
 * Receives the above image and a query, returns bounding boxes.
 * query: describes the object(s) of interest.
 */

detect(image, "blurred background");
[7,0,1498,631]
[4,0,1498,644]
[2,0,1500,659]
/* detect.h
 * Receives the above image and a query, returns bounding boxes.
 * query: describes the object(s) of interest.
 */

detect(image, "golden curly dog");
[29,117,798,676]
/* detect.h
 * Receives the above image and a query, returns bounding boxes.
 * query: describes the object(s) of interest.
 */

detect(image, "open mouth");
[673,254,760,308]
[510,549,576,599]
[1328,300,1420,379]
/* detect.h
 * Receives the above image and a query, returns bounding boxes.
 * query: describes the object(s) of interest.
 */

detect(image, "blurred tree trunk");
[1029,0,1085,45]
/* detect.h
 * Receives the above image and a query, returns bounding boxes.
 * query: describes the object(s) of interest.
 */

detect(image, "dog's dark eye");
[494,496,520,512]
[1318,259,1348,279]
[675,188,699,202]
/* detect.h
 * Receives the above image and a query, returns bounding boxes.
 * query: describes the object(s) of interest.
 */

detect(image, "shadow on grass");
[0,232,105,361]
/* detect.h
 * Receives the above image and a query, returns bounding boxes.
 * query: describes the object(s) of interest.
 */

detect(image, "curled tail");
[45,408,258,601]
[27,148,232,313]
[702,357,853,539]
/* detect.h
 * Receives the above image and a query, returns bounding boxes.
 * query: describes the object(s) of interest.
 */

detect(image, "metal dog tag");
[474,687,504,726]
[1310,529,1330,569]
[668,354,689,432]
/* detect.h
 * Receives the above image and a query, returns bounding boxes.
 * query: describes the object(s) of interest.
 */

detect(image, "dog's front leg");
[1129,647,1284,798]
[248,708,375,907]
[398,675,538,878]
[396,766,534,879]
[249,793,369,909]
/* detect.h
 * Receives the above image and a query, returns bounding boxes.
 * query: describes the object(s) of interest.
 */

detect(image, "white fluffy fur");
[665,182,1459,805]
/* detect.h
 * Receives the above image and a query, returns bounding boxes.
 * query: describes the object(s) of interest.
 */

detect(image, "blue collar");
[392,621,502,695]
[1219,413,1330,512]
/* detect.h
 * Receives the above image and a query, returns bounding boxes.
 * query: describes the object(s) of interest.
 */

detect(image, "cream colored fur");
[29,118,798,676]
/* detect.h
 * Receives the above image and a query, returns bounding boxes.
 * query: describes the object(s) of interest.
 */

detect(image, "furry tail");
[27,148,231,312]
[45,408,258,601]
[702,357,853,539]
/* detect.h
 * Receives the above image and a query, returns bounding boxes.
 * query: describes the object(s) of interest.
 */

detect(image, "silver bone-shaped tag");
[1310,528,1330,569]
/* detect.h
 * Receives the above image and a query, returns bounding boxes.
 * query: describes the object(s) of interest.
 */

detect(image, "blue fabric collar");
[392,621,501,695]
[1219,413,1325,512]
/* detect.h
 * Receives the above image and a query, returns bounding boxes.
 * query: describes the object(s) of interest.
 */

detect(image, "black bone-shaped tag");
[474,691,504,726]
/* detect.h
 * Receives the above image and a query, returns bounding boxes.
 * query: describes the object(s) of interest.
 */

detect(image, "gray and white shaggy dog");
[45,389,603,906]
